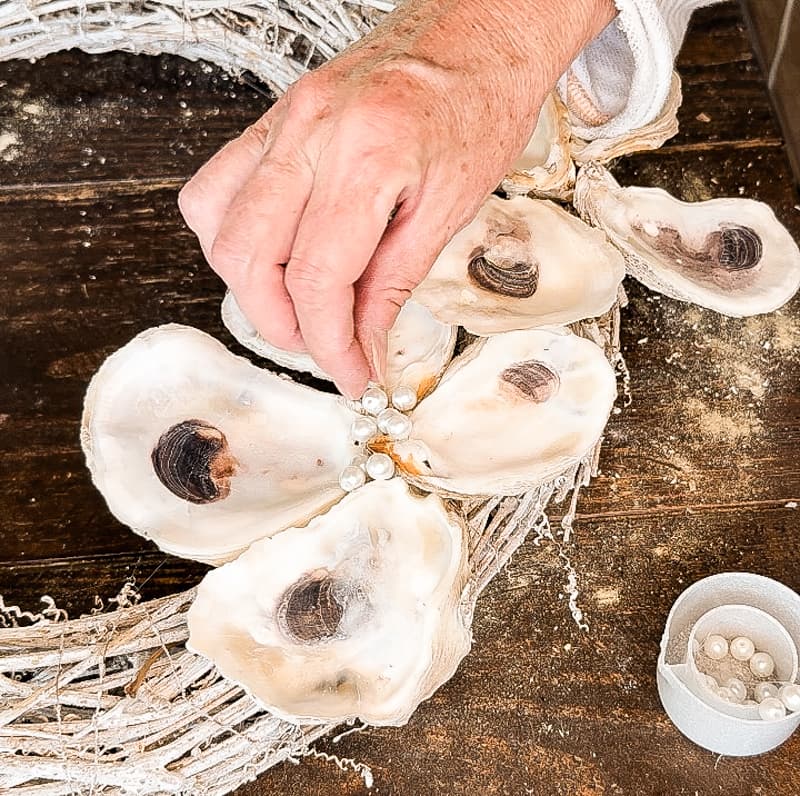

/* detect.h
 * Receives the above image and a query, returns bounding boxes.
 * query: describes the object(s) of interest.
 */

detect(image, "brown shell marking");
[278,570,344,643]
[467,254,539,298]
[501,361,560,403]
[368,436,424,476]
[640,223,763,277]
[151,419,237,504]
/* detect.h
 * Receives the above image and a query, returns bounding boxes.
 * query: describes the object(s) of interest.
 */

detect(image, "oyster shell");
[574,164,800,316]
[221,292,328,382]
[501,93,575,200]
[379,327,617,497]
[187,478,471,725]
[81,324,356,564]
[411,195,625,335]
[570,72,682,164]
[222,293,456,397]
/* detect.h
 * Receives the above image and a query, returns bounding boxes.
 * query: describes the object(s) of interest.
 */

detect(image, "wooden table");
[1,3,798,793]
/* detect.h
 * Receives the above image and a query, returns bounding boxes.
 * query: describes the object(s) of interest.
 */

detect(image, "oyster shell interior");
[501,92,575,200]
[81,324,357,564]
[222,293,456,397]
[383,327,617,497]
[411,195,625,335]
[574,164,800,316]
[187,478,471,726]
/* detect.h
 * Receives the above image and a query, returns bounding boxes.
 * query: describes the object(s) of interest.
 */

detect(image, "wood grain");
[0,3,798,795]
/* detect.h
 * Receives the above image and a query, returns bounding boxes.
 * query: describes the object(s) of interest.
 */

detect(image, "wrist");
[362,0,618,130]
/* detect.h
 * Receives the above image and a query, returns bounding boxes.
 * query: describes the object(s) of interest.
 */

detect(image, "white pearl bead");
[730,636,756,662]
[702,634,729,661]
[384,412,412,440]
[365,453,395,481]
[717,687,734,702]
[350,415,378,444]
[754,682,779,703]
[749,651,775,678]
[779,683,800,713]
[703,674,720,692]
[351,453,369,469]
[758,696,786,722]
[376,407,411,438]
[724,678,747,703]
[391,385,418,412]
[338,465,366,492]
[361,386,388,416]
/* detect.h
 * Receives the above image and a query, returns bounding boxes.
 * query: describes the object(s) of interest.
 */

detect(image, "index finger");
[284,173,405,398]
[178,118,272,259]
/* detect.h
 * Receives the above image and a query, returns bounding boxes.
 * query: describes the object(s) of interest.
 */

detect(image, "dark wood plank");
[669,4,783,149]
[0,51,270,185]
[1,551,208,620]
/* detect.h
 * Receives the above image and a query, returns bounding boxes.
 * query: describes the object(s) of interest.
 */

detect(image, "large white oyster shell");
[501,93,575,200]
[574,164,800,316]
[187,478,471,725]
[81,324,356,564]
[381,327,617,497]
[222,294,456,397]
[411,195,625,335]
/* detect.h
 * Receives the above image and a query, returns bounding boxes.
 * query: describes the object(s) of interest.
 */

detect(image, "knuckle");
[209,235,249,277]
[284,73,330,119]
[177,180,204,228]
[238,120,269,153]
[284,258,325,300]
[375,283,414,309]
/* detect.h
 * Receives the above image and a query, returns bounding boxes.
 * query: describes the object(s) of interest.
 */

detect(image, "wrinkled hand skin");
[179,0,617,398]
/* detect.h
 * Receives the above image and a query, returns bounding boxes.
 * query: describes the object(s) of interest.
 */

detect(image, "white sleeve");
[559,0,727,140]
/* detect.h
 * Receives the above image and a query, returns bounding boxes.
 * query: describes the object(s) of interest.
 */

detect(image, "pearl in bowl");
[749,652,776,679]
[730,636,756,662]
[702,634,729,661]
[758,697,786,722]
[778,683,800,713]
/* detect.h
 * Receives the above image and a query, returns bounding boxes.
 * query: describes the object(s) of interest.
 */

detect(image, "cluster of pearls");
[697,633,800,721]
[338,385,418,493]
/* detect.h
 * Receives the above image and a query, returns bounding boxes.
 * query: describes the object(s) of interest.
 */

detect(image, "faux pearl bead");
[758,697,786,722]
[377,408,411,438]
[725,678,747,703]
[361,386,389,416]
[391,385,418,412]
[779,683,800,713]
[754,682,779,703]
[365,453,395,481]
[383,411,412,440]
[703,634,729,661]
[338,465,366,492]
[749,651,775,678]
[351,453,369,470]
[703,674,720,692]
[717,687,734,702]
[730,636,756,662]
[350,415,378,444]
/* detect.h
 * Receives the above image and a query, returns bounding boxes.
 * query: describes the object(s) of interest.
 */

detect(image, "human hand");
[179,0,616,398]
